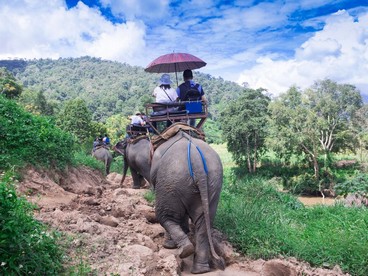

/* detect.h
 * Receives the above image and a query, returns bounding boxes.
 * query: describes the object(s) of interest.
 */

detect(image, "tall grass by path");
[215,171,368,275]
[212,144,367,275]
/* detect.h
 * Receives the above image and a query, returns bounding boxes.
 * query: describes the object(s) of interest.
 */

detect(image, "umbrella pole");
[174,63,178,87]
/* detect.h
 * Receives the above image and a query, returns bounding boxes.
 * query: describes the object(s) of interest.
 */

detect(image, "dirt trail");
[17,167,348,276]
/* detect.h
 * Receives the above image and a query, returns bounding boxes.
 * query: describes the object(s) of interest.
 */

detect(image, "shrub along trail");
[17,167,348,275]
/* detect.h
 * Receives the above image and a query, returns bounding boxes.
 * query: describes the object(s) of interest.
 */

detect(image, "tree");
[220,88,270,172]
[269,80,363,181]
[305,80,362,168]
[203,118,223,144]
[0,68,22,99]
[56,98,92,143]
[268,86,321,177]
[105,114,130,143]
[19,89,54,116]
[351,104,368,161]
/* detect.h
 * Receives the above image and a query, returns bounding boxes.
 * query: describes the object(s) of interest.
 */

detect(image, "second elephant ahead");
[113,137,151,188]
[92,147,113,175]
[151,130,225,274]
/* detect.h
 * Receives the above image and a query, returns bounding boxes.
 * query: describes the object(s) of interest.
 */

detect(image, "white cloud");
[0,0,147,65]
[1,0,367,97]
[241,2,289,30]
[237,10,368,96]
[100,0,170,20]
[86,21,147,64]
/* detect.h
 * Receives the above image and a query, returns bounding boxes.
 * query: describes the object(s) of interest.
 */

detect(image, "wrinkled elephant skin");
[151,131,225,273]
[113,139,151,189]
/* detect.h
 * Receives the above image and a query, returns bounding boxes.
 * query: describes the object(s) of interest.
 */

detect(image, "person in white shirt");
[152,74,178,103]
[130,111,145,126]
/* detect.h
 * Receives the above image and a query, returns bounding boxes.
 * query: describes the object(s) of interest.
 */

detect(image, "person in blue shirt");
[176,69,206,102]
[176,69,207,126]
[103,134,110,146]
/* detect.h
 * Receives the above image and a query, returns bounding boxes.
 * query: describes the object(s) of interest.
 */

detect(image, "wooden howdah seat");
[126,124,150,137]
[145,101,208,134]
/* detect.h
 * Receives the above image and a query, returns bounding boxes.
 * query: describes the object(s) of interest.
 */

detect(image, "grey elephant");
[151,130,225,274]
[92,147,113,175]
[113,137,151,188]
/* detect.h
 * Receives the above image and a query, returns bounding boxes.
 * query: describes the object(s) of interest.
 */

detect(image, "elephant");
[92,147,113,175]
[113,137,151,189]
[150,130,225,274]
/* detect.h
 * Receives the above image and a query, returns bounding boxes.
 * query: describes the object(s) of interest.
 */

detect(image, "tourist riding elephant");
[92,147,113,175]
[113,137,151,189]
[151,130,225,274]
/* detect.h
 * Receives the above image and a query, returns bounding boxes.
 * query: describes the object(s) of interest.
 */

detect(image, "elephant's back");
[93,147,112,159]
[151,133,222,181]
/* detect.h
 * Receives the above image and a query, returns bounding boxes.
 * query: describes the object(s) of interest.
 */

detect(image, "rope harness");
[187,137,208,178]
[158,130,208,179]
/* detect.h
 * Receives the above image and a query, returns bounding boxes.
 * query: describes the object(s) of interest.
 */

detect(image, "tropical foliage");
[0,57,244,123]
[56,98,93,144]
[0,95,74,170]
[219,88,270,172]
[0,67,23,99]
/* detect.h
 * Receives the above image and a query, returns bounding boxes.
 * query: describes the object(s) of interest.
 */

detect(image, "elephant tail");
[120,155,129,185]
[190,142,225,270]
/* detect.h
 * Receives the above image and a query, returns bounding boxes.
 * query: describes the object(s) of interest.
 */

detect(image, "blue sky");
[1,0,368,96]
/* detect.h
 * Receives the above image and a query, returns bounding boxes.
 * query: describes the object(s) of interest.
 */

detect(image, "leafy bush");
[0,95,74,170]
[335,173,368,197]
[72,151,105,172]
[0,172,64,275]
[287,172,319,195]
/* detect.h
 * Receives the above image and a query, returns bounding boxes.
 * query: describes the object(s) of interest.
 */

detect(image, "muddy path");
[17,167,347,276]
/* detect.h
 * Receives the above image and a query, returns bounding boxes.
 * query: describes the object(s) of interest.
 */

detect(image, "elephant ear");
[113,140,128,155]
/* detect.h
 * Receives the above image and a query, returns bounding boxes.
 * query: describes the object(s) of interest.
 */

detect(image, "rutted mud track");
[17,167,347,275]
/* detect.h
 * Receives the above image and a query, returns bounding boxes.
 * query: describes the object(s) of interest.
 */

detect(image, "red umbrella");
[145,52,206,85]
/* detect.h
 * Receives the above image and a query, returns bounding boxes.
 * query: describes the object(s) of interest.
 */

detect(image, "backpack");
[181,83,201,101]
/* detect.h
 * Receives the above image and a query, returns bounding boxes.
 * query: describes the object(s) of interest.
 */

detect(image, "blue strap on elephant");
[187,141,208,178]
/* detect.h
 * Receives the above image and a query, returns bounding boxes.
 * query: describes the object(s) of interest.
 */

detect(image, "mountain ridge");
[0,57,244,122]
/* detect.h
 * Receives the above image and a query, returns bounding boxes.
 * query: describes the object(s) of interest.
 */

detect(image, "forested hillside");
[0,57,244,122]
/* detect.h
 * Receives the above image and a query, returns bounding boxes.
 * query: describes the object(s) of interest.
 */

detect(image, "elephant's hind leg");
[162,221,194,258]
[191,215,211,274]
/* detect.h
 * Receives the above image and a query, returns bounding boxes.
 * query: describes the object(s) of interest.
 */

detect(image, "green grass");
[210,143,235,168]
[215,171,368,275]
[144,190,155,204]
[292,205,368,274]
